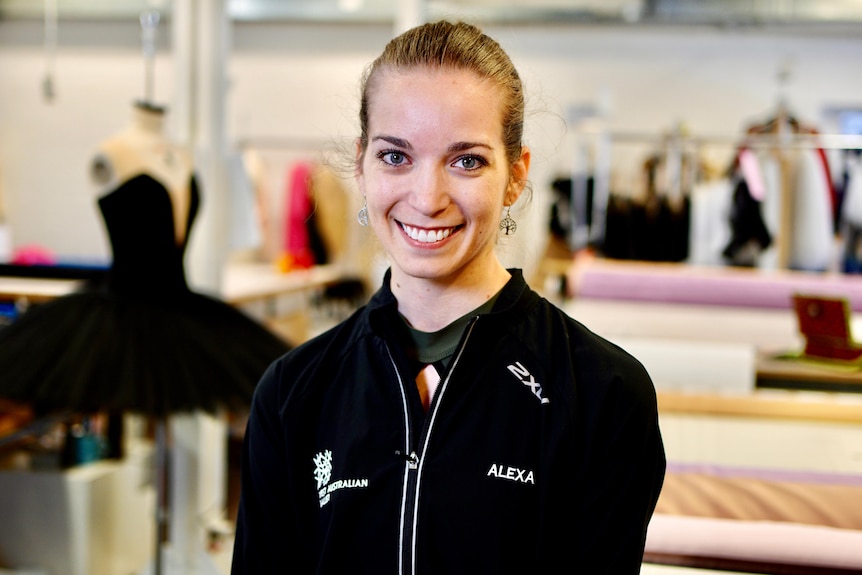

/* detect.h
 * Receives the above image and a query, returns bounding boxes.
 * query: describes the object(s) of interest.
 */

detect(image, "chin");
[392,260,453,282]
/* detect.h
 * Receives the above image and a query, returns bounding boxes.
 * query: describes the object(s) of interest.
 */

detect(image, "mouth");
[400,222,460,244]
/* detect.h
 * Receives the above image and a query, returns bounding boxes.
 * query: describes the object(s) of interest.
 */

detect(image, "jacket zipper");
[391,317,480,575]
[385,344,416,575]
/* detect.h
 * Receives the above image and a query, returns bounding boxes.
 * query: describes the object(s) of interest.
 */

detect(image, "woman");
[232,20,665,574]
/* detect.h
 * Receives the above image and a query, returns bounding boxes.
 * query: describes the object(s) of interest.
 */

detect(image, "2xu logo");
[507,361,549,404]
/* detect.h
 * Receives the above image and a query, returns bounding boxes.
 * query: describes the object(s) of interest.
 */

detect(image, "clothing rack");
[599,131,862,151]
[569,127,862,269]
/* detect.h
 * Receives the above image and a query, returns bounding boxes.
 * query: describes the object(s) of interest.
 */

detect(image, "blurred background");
[1,0,861,289]
[2,2,862,575]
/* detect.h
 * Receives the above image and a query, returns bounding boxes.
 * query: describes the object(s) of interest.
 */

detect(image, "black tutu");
[0,173,290,417]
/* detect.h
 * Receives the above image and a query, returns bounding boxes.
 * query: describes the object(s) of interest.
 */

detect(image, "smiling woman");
[356,64,528,327]
[231,20,666,575]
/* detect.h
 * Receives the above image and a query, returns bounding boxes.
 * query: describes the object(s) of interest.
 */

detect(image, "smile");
[400,223,458,243]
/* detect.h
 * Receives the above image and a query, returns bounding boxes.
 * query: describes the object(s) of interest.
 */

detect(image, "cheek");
[474,188,506,221]
[363,176,397,213]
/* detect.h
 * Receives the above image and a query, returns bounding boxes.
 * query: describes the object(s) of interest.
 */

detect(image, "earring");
[500,206,517,235]
[357,201,369,226]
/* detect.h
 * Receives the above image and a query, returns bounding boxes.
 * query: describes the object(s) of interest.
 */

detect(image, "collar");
[366,268,534,336]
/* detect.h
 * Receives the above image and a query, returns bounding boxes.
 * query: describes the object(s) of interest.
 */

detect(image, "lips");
[400,222,458,243]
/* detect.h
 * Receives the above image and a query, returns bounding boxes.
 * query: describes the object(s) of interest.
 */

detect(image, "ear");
[505,146,531,206]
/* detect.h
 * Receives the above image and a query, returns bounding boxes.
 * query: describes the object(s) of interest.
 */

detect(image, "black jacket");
[232,269,665,574]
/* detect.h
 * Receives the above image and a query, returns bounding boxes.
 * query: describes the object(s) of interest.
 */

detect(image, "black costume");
[0,174,289,417]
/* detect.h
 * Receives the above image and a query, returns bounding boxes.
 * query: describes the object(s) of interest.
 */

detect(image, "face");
[357,66,529,287]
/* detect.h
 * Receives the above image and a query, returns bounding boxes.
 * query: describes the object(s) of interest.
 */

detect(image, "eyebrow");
[371,134,492,154]
[372,135,411,149]
[447,141,492,153]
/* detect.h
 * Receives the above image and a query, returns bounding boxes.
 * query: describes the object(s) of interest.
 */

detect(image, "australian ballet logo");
[314,449,369,508]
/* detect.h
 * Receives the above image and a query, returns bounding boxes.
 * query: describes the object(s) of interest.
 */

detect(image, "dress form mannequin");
[91,101,191,245]
[0,97,290,414]
[2,30,288,575]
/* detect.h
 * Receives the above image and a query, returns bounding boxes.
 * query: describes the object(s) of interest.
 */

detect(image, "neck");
[131,104,165,135]
[392,263,510,332]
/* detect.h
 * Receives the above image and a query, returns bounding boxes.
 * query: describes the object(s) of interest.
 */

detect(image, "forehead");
[366,65,505,137]
[371,63,496,87]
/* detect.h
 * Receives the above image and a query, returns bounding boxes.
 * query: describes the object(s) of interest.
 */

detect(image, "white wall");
[1,18,861,283]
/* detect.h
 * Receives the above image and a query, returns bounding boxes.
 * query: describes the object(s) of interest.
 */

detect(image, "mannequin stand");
[138,414,229,575]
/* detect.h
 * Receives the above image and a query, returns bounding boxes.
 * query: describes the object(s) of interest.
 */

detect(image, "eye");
[453,154,486,171]
[377,150,408,166]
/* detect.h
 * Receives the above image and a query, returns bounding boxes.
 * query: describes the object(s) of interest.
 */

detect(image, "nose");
[408,165,450,217]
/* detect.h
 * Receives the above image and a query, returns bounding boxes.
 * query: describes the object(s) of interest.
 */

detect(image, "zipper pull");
[395,450,420,469]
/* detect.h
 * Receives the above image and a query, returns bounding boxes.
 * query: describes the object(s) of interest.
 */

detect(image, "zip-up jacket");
[232,269,666,574]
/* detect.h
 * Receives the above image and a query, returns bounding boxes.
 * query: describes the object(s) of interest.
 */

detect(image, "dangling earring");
[500,206,517,235]
[357,201,369,226]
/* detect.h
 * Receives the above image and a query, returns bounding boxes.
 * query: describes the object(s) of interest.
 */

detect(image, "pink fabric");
[282,162,315,270]
[11,245,56,266]
[416,364,441,410]
[646,514,862,570]
[657,468,862,530]
[738,148,765,201]
[569,259,862,311]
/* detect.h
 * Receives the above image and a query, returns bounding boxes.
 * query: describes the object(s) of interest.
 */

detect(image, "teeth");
[402,223,453,243]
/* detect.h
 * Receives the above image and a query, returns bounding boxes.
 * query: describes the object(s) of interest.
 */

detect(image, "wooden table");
[657,388,862,423]
[220,261,345,305]
[0,276,81,304]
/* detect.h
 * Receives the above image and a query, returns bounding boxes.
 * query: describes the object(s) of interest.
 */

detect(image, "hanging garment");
[840,155,862,273]
[722,176,772,267]
[0,174,290,417]
[226,152,263,253]
[549,176,596,251]
[280,162,328,271]
[688,178,733,267]
[603,193,690,262]
[752,148,835,271]
[738,112,836,271]
[788,148,836,271]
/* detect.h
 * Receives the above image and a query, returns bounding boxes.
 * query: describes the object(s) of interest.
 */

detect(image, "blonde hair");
[358,20,525,168]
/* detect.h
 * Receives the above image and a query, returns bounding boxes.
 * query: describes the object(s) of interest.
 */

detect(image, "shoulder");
[567,310,649,378]
[90,134,193,193]
[253,305,374,408]
[492,274,653,392]
[90,138,130,188]
[518,296,656,404]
